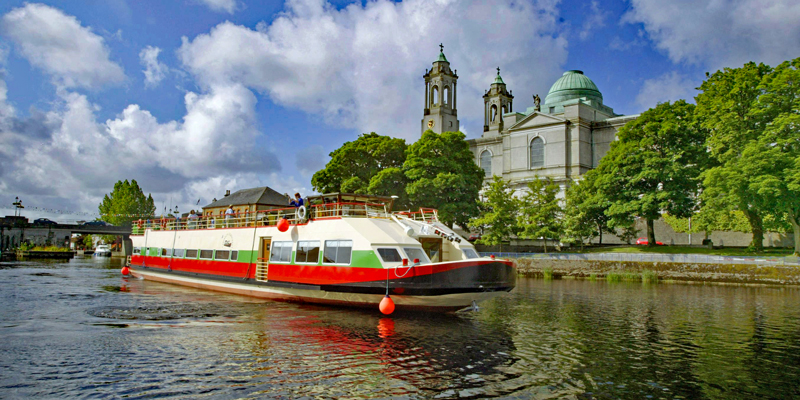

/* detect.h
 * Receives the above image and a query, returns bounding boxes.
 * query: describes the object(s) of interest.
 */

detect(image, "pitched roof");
[203,186,289,209]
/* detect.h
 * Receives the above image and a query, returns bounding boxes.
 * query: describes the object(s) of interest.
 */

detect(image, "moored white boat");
[127,193,515,312]
[94,244,112,257]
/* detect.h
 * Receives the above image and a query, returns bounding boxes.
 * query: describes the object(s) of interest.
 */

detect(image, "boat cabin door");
[419,238,442,263]
[256,237,271,282]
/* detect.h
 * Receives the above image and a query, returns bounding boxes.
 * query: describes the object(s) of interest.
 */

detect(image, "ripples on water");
[1,258,799,399]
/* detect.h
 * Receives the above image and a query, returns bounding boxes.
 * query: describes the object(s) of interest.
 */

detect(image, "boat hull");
[129,259,515,312]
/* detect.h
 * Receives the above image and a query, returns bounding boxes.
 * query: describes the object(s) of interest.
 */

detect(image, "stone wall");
[514,258,800,285]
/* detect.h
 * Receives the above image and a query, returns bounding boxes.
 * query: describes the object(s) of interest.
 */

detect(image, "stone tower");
[482,67,513,137]
[422,44,459,135]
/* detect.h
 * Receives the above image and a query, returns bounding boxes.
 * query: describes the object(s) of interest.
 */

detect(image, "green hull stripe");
[140,249,383,269]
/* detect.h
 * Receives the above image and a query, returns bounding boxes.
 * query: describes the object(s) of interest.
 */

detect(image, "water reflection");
[1,258,800,399]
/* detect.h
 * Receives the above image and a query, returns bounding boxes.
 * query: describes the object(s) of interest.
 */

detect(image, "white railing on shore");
[480,252,800,266]
[131,202,402,235]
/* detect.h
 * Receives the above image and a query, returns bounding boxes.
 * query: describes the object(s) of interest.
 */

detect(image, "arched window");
[431,86,439,106]
[480,150,492,177]
[443,86,450,106]
[530,137,544,168]
[490,105,498,122]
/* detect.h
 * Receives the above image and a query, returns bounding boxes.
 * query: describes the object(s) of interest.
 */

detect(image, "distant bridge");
[0,220,133,255]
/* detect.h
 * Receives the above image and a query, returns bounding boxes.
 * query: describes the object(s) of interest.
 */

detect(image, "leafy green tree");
[562,171,612,246]
[596,100,707,246]
[98,180,156,226]
[739,58,800,254]
[367,167,413,210]
[517,177,562,252]
[404,130,484,227]
[312,133,407,197]
[696,62,772,251]
[468,176,519,247]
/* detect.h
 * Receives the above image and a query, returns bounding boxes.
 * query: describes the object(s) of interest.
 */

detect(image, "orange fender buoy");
[121,266,130,276]
[379,295,395,315]
[277,218,290,232]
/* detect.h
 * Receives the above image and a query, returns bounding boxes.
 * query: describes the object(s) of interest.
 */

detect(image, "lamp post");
[12,197,24,217]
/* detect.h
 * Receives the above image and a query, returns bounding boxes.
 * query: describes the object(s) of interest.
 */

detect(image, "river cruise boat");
[127,193,515,312]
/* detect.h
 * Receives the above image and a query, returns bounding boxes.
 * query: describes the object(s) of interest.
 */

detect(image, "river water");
[1,257,799,399]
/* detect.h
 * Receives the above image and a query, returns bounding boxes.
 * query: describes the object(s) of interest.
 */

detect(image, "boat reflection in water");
[117,277,519,398]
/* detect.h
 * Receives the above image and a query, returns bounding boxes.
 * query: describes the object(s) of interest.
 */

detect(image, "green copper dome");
[493,70,504,85]
[437,51,448,63]
[544,70,603,108]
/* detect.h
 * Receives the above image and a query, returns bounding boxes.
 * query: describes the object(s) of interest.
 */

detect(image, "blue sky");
[0,0,798,221]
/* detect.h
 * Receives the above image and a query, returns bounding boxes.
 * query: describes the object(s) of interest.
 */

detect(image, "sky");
[0,0,798,221]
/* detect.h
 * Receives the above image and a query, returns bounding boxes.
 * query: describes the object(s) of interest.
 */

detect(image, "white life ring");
[297,205,307,221]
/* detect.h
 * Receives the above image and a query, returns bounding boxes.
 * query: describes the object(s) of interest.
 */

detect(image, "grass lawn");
[575,245,797,257]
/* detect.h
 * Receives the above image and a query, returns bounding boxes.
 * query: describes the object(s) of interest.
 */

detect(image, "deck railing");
[130,202,410,235]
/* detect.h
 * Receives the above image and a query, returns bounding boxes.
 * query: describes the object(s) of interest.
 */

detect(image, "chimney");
[225,190,230,197]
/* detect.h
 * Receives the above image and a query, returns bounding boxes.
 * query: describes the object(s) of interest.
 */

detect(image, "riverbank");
[513,257,800,285]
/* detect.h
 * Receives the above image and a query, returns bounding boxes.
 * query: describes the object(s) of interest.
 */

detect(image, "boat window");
[199,249,213,259]
[377,248,402,262]
[231,251,238,261]
[173,248,185,258]
[162,248,169,257]
[296,241,320,263]
[133,247,140,255]
[403,248,431,264]
[463,248,479,259]
[270,241,292,262]
[215,250,230,260]
[323,240,353,265]
[186,249,198,258]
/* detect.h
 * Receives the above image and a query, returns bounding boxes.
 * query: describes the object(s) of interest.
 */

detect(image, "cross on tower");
[497,67,500,75]
[439,43,443,52]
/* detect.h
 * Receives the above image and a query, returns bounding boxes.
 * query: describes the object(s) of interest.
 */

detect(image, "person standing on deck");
[225,205,234,227]
[289,193,304,207]
[188,210,198,229]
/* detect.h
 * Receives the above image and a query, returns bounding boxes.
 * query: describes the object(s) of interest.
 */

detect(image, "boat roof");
[204,186,288,209]
[306,193,395,208]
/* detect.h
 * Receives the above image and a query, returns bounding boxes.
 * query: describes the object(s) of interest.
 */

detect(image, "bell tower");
[422,44,459,135]
[483,67,513,137]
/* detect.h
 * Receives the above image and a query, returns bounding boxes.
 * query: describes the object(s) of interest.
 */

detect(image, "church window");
[432,86,439,106]
[490,105,498,122]
[480,150,492,177]
[530,137,544,168]
[443,86,450,105]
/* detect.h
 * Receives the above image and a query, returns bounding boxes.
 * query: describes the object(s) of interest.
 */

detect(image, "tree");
[312,133,408,198]
[517,177,562,252]
[696,62,772,251]
[595,100,707,246]
[367,167,413,210]
[468,176,519,247]
[98,179,156,226]
[562,171,612,246]
[404,130,484,227]
[740,58,800,254]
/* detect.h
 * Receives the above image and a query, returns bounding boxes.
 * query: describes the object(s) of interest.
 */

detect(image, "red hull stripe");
[130,255,511,286]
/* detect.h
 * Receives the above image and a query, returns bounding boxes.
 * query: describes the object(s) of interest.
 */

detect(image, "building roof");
[203,186,289,209]
[544,70,603,107]
[436,50,448,63]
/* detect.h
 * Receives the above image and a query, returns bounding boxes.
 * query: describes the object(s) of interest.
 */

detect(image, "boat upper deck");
[131,193,438,235]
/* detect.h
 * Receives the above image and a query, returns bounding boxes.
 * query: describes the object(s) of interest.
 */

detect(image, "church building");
[421,46,638,194]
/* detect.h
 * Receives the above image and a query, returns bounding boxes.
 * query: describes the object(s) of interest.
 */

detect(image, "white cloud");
[139,46,168,87]
[624,0,800,69]
[579,1,609,41]
[635,71,698,108]
[0,3,125,89]
[197,0,238,14]
[178,0,568,139]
